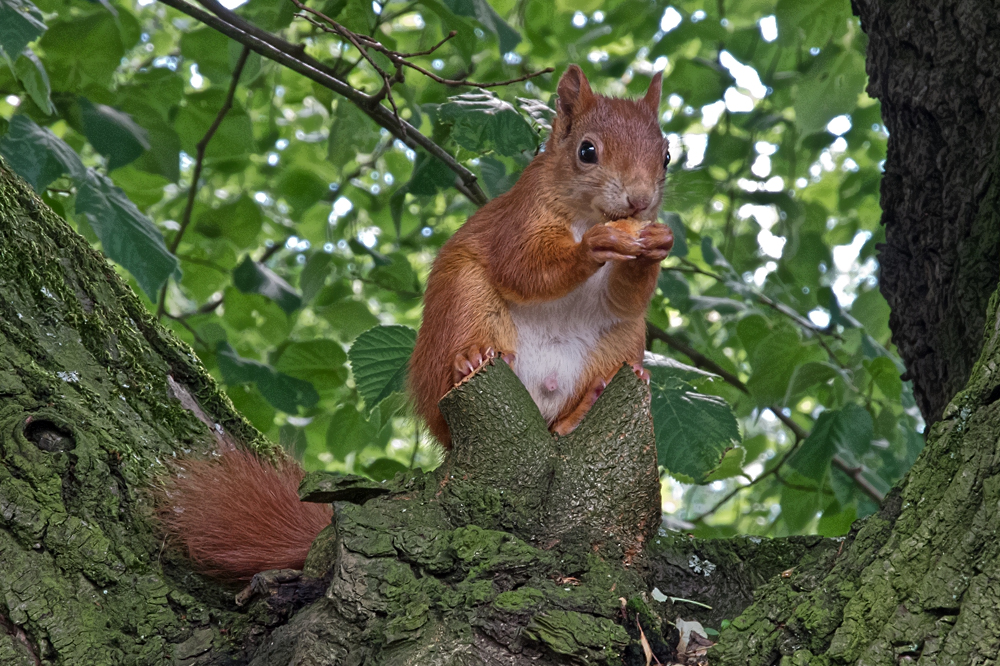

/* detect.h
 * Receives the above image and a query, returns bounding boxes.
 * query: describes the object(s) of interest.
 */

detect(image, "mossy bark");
[0,159,803,664]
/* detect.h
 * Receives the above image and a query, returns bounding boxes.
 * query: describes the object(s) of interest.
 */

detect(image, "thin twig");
[157,0,488,205]
[647,322,885,507]
[157,45,251,318]
[672,258,843,341]
[290,0,552,89]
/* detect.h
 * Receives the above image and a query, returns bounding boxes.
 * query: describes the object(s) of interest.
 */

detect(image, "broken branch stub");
[438,360,662,558]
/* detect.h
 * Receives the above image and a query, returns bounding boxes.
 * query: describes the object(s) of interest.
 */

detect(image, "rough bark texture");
[0,158,799,664]
[858,0,1000,424]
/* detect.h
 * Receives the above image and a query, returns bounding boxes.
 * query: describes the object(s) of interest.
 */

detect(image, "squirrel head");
[546,65,669,225]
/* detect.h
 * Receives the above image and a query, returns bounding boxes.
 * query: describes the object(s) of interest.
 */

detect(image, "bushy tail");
[156,449,332,582]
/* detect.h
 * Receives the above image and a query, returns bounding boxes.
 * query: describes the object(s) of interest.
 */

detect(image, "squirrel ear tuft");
[642,71,663,114]
[556,64,595,120]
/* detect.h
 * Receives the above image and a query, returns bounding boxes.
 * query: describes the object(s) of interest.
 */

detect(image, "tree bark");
[857,0,1000,424]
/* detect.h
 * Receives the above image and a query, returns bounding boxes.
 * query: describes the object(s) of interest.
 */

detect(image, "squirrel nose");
[626,194,651,215]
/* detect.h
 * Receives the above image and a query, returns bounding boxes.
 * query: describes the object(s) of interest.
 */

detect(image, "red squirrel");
[159,65,672,581]
[410,64,673,446]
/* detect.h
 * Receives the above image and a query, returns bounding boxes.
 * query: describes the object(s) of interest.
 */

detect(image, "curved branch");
[156,0,488,206]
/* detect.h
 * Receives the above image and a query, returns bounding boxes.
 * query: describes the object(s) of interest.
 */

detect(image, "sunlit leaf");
[650,370,741,483]
[348,325,417,412]
[13,49,53,115]
[275,339,348,391]
[438,90,538,157]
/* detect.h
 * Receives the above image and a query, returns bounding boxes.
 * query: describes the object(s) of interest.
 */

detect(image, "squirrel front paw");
[452,346,496,385]
[583,224,644,264]
[637,223,674,263]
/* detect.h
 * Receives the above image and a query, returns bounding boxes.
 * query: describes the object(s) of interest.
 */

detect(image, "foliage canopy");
[0,0,919,538]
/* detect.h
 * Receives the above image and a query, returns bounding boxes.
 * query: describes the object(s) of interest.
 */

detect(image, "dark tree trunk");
[859,0,1000,424]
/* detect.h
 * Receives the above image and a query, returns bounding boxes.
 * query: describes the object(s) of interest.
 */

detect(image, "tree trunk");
[859,0,1000,424]
[708,2,1000,662]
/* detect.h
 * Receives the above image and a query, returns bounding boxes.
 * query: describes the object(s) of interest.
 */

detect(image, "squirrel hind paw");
[452,346,497,385]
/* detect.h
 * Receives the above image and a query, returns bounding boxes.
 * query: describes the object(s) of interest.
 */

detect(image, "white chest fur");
[508,263,619,423]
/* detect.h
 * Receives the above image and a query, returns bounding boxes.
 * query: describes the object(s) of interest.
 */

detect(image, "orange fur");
[156,449,332,582]
[410,65,673,447]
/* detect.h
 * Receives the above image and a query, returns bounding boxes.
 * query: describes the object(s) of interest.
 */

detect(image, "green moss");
[524,610,630,664]
[494,588,546,612]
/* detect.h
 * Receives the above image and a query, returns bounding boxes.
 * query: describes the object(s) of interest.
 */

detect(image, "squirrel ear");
[556,64,595,120]
[642,71,663,114]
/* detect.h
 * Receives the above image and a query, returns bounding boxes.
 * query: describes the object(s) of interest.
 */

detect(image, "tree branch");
[156,0,488,206]
[157,45,250,318]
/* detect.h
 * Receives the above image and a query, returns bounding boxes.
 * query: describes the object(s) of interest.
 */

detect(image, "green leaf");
[222,287,291,343]
[216,342,319,413]
[779,474,821,532]
[817,500,856,537]
[274,339,348,391]
[850,287,891,343]
[364,457,408,482]
[194,195,263,249]
[75,168,178,300]
[13,49,53,115]
[328,100,380,167]
[0,0,46,62]
[326,404,377,459]
[746,328,824,406]
[300,252,332,303]
[865,356,902,401]
[789,404,874,481]
[348,325,417,412]
[174,89,254,160]
[441,0,521,54]
[0,114,84,191]
[370,252,420,297]
[649,369,741,483]
[644,352,718,383]
[319,299,381,342]
[179,28,234,84]
[407,152,455,196]
[736,314,771,357]
[663,59,733,108]
[703,446,746,482]
[232,256,302,314]
[78,97,150,170]
[438,90,537,157]
[39,11,138,88]
[794,46,867,135]
[225,383,276,432]
[479,155,516,199]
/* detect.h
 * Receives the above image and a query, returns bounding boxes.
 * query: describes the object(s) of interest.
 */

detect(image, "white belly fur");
[509,264,619,423]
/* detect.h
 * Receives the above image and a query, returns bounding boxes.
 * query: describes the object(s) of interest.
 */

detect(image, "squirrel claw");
[452,346,497,386]
[631,363,651,385]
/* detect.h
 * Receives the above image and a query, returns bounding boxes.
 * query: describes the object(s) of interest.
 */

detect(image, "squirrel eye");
[663,149,671,169]
[578,140,598,164]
